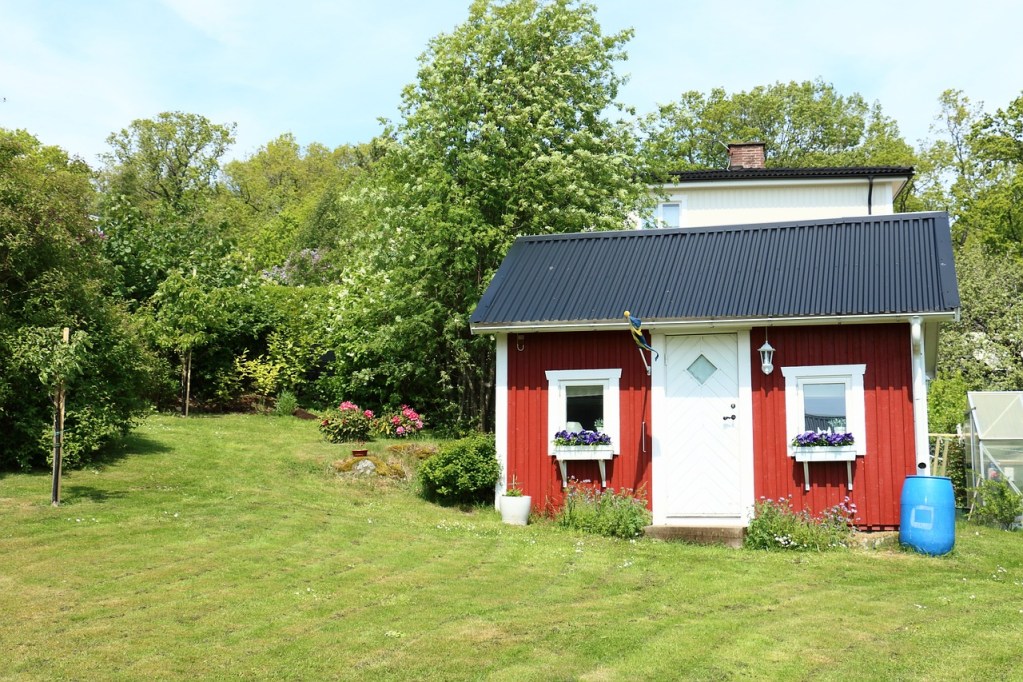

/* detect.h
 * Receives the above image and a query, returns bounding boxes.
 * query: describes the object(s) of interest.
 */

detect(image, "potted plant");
[500,476,532,525]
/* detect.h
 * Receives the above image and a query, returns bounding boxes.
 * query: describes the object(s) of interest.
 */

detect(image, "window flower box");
[551,439,615,488]
[790,445,858,463]
[789,445,862,492]
[788,432,861,492]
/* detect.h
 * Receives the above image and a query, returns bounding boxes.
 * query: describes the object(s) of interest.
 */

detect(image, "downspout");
[910,317,930,474]
[867,175,874,215]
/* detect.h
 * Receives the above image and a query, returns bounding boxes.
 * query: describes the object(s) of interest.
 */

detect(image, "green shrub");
[273,390,298,417]
[234,351,283,411]
[744,496,855,551]
[318,401,374,443]
[971,479,1023,530]
[418,433,499,504]
[555,482,650,539]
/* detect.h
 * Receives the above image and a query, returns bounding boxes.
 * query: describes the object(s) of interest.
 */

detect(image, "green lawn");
[1,414,1020,681]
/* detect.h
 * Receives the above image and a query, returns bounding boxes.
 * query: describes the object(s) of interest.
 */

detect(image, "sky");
[2,0,1022,166]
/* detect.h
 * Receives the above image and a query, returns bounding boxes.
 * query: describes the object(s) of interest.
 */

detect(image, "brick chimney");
[727,142,766,170]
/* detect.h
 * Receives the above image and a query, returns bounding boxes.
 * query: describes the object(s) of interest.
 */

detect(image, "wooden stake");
[51,327,69,507]
[184,350,192,417]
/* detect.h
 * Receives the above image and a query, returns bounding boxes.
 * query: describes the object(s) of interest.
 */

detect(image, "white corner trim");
[494,334,508,507]
[737,331,755,524]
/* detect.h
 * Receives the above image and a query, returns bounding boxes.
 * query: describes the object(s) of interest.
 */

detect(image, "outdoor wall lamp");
[758,332,775,375]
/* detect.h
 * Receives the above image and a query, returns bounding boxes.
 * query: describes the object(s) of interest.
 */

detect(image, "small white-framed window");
[643,199,686,229]
[545,369,621,455]
[660,203,681,228]
[781,364,867,455]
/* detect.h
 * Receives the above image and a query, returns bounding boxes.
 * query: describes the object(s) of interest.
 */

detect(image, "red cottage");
[470,211,960,535]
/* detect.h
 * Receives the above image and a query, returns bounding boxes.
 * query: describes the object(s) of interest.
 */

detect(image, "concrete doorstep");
[644,525,746,548]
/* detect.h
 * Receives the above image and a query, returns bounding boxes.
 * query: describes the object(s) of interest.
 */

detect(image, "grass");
[1,414,1021,681]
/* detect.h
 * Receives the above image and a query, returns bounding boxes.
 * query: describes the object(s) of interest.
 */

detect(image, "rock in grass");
[332,455,404,478]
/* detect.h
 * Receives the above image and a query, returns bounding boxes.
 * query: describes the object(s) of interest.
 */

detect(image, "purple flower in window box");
[791,430,855,447]
[553,429,612,447]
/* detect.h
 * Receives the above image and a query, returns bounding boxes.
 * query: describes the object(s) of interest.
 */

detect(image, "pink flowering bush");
[744,496,857,551]
[319,401,375,443]
[374,404,426,439]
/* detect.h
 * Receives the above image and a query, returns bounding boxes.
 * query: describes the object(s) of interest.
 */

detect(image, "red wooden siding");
[506,331,652,513]
[750,324,916,530]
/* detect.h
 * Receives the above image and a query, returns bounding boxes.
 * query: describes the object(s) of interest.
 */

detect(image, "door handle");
[722,414,736,421]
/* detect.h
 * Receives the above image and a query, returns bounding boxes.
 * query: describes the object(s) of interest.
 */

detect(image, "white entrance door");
[661,333,743,518]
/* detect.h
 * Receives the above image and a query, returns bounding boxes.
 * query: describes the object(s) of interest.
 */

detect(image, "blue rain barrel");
[900,476,956,555]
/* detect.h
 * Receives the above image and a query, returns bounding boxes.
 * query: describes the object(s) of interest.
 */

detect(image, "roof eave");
[470,310,959,335]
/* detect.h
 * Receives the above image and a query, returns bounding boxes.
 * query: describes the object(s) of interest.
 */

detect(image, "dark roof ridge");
[666,166,914,181]
[519,210,949,243]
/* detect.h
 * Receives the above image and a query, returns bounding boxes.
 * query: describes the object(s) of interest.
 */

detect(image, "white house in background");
[640,142,914,229]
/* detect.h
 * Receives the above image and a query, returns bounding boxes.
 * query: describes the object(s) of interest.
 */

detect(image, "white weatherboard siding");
[640,178,899,229]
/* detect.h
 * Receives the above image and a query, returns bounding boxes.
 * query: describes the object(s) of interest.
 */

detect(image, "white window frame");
[643,197,687,229]
[545,369,621,455]
[781,364,867,456]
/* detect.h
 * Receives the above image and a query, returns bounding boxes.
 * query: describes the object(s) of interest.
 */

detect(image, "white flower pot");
[500,495,532,525]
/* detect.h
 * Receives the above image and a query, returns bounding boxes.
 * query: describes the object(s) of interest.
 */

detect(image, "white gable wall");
[640,177,899,229]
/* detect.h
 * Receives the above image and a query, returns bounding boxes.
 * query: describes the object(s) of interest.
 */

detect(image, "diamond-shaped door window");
[687,354,718,385]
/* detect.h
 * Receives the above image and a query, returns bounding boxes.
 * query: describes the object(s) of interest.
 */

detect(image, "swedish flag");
[624,311,659,360]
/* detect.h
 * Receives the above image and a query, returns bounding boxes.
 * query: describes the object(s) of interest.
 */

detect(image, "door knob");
[722,414,736,421]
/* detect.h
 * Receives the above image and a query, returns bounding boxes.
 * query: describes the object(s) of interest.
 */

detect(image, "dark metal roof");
[470,212,959,331]
[667,166,914,183]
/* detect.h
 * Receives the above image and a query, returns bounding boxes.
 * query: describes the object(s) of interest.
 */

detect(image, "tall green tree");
[101,111,235,218]
[98,112,242,303]
[219,135,384,279]
[345,0,647,429]
[0,129,159,469]
[918,89,1023,255]
[932,239,1023,404]
[921,91,1023,429]
[641,79,918,177]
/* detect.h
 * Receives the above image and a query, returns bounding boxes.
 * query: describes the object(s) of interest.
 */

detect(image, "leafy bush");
[319,401,374,443]
[273,390,298,417]
[418,433,499,504]
[374,404,426,438]
[234,351,283,411]
[555,482,650,539]
[971,479,1023,530]
[744,496,856,551]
